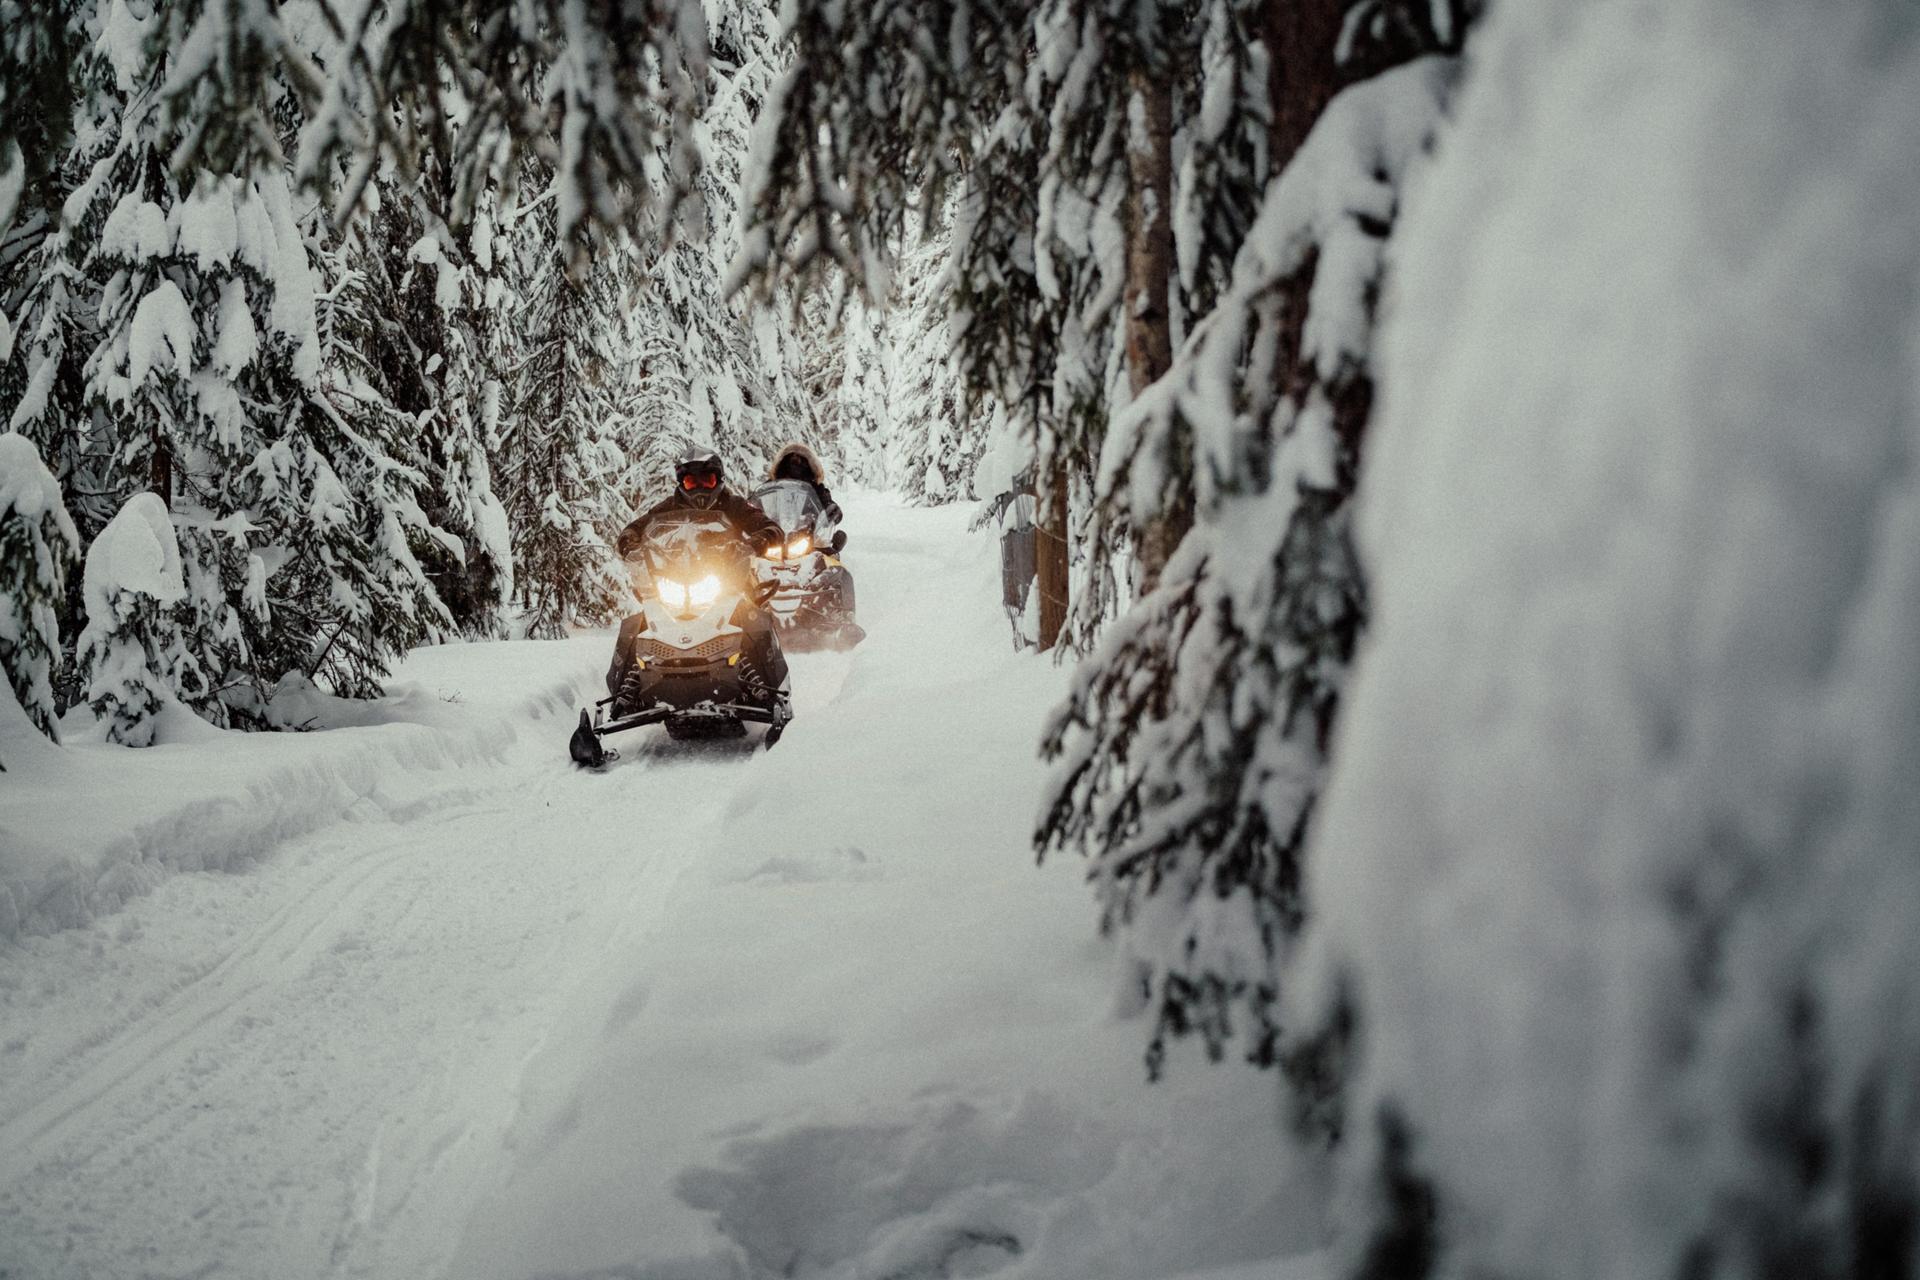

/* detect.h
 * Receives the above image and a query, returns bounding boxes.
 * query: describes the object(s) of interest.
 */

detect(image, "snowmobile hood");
[768,442,825,485]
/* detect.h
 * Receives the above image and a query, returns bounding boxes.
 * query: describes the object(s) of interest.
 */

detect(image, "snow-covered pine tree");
[317,168,514,639]
[2,0,734,274]
[0,433,81,740]
[46,0,702,264]
[890,212,981,505]
[827,291,894,488]
[786,284,861,479]
[4,196,108,531]
[74,490,196,746]
[78,105,256,719]
[63,12,451,714]
[1036,1,1469,1096]
[1,0,120,545]
[615,239,705,499]
[2,174,105,726]
[94,167,442,706]
[491,195,628,638]
[0,0,95,236]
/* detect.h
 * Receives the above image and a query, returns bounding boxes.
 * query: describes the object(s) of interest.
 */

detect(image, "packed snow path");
[0,498,1324,1280]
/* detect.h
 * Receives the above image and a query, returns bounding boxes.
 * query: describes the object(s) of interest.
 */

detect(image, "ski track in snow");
[0,775,713,1276]
[0,498,1325,1280]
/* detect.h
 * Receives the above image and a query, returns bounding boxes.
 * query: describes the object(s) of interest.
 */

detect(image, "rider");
[767,442,843,525]
[606,447,791,717]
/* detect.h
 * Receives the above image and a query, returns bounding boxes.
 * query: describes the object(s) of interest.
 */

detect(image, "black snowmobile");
[748,479,864,651]
[569,509,791,768]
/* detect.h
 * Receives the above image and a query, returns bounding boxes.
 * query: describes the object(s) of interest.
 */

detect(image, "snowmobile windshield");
[750,480,824,536]
[638,509,752,587]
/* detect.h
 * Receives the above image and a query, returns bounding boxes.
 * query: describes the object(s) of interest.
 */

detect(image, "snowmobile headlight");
[785,535,812,559]
[689,574,722,608]
[657,578,690,610]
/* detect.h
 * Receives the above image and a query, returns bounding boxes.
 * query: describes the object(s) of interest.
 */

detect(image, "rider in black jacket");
[606,448,790,715]
[767,442,844,526]
[616,451,784,560]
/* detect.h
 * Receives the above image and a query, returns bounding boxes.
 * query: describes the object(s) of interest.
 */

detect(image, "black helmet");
[673,447,724,507]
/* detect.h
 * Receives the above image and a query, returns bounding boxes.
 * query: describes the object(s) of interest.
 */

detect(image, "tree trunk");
[150,435,172,508]
[1263,0,1354,167]
[1036,460,1070,652]
[1124,65,1183,594]
[1262,0,1367,449]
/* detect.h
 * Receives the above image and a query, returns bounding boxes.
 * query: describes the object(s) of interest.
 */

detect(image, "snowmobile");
[569,509,792,768]
[748,479,864,651]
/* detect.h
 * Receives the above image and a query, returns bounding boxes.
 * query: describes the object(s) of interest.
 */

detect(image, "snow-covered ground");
[0,495,1328,1280]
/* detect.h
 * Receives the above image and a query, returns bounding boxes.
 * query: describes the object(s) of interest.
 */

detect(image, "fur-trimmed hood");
[768,441,826,484]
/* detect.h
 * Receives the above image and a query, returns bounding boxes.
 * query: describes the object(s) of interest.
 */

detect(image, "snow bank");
[1306,1,1920,1275]
[0,636,608,943]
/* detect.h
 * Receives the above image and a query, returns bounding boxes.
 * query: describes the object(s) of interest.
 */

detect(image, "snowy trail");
[0,498,1325,1280]
[1,770,695,1276]
[0,642,845,1272]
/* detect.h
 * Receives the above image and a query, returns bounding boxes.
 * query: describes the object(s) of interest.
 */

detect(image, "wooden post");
[1035,460,1070,652]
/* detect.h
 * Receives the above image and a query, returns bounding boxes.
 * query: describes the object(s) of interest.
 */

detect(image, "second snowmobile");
[569,508,791,767]
[749,479,864,651]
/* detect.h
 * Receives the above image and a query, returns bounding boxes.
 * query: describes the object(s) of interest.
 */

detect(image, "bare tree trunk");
[1124,65,1183,594]
[1036,461,1070,652]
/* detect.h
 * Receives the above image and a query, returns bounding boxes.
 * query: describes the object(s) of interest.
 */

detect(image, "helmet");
[673,447,724,507]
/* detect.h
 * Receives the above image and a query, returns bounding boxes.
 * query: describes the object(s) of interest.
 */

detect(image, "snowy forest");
[4,1,1919,1278]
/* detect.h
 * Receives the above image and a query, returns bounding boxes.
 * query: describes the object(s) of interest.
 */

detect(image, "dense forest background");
[5,1,1919,1277]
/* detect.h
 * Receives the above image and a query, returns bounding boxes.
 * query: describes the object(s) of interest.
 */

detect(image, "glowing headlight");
[689,574,722,608]
[785,535,812,559]
[656,578,689,610]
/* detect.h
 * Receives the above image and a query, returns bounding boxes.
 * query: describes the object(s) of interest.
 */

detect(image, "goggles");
[679,471,720,491]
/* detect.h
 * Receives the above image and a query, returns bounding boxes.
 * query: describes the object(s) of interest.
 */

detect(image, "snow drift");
[0,638,605,943]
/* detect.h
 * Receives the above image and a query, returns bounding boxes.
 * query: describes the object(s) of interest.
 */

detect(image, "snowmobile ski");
[570,710,609,768]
